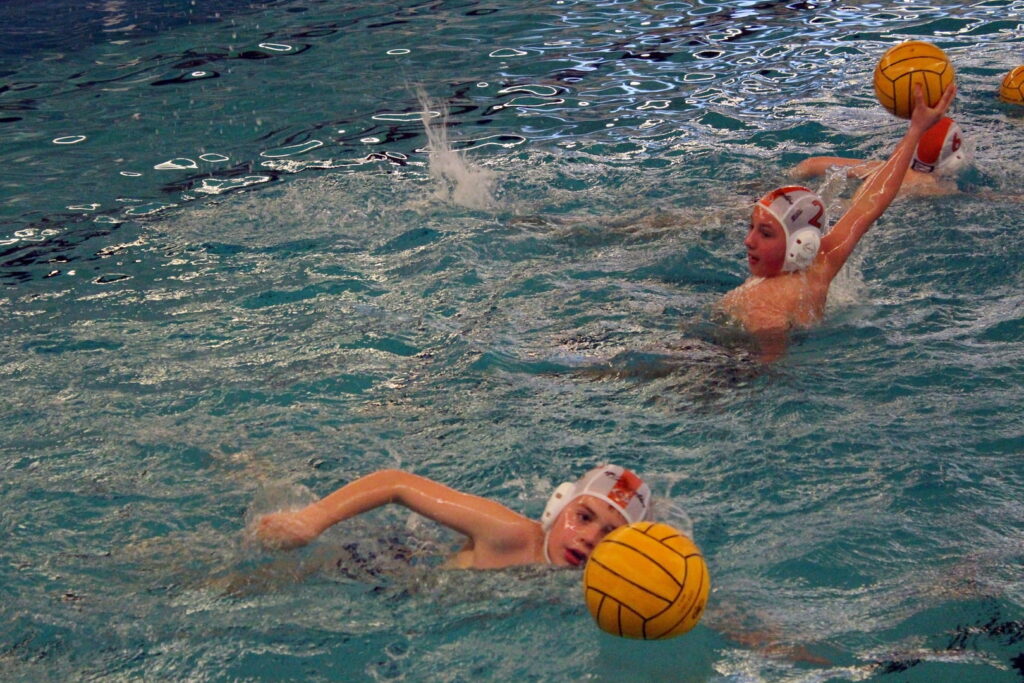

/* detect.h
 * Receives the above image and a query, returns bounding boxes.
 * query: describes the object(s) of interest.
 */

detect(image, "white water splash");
[418,89,496,210]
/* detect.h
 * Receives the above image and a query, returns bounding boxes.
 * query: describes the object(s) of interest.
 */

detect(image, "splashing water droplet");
[417,89,496,211]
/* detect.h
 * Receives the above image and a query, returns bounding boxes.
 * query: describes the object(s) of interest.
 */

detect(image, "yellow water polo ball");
[582,521,710,640]
[999,66,1024,106]
[873,41,955,119]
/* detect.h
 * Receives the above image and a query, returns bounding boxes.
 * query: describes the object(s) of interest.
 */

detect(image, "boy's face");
[745,205,787,277]
[546,495,627,568]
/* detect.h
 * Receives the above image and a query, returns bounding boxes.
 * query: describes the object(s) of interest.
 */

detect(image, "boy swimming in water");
[716,83,956,360]
[252,464,650,570]
[248,467,829,663]
[791,115,967,197]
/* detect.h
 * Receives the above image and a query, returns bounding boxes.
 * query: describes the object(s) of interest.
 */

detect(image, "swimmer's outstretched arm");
[791,156,944,193]
[791,156,880,180]
[814,82,955,280]
[253,469,534,552]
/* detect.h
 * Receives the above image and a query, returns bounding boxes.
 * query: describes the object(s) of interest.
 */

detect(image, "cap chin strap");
[540,481,576,566]
[540,482,576,532]
[912,150,967,175]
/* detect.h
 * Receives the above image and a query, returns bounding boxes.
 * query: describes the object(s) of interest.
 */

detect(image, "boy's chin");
[749,260,783,278]
[561,547,587,567]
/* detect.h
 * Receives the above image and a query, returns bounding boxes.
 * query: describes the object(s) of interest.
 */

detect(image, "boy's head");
[540,464,651,567]
[747,186,827,275]
[911,117,966,176]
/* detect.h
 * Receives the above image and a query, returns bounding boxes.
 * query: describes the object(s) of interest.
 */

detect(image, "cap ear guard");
[935,144,968,176]
[784,226,821,272]
[541,481,577,531]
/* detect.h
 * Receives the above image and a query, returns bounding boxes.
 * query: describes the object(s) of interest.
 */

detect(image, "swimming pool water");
[2,1,1023,680]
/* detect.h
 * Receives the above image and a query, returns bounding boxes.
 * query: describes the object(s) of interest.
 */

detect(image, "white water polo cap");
[911,117,966,175]
[541,464,651,532]
[757,185,827,272]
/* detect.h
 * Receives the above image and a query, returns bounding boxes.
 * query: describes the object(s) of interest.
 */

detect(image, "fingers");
[912,82,926,108]
[919,81,955,114]
[909,81,955,129]
[911,81,955,108]
[936,82,956,112]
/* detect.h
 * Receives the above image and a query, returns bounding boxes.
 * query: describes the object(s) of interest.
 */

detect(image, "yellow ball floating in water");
[999,66,1024,106]
[873,41,955,119]
[583,521,710,640]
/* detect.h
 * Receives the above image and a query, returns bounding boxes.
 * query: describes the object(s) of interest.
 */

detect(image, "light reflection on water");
[1,0,1023,681]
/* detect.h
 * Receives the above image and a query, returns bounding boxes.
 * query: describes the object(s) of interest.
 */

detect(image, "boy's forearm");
[301,469,405,533]
[792,156,867,179]
[864,84,954,204]
[852,124,922,207]
[284,469,519,545]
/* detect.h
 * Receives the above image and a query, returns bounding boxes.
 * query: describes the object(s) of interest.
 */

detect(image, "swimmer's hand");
[910,81,955,132]
[251,509,322,550]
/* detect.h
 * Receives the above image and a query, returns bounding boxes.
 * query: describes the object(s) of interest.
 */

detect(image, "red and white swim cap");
[541,464,651,532]
[757,185,827,272]
[912,117,966,175]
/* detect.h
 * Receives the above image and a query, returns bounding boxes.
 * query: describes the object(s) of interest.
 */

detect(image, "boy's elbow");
[369,469,429,505]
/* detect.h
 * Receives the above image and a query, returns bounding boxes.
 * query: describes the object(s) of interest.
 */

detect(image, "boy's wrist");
[905,122,928,140]
[304,500,334,533]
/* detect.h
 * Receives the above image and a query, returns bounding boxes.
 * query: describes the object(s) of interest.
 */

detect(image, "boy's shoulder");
[721,273,829,333]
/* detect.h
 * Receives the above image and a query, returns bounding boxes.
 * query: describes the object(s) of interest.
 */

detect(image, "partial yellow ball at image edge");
[999,65,1024,105]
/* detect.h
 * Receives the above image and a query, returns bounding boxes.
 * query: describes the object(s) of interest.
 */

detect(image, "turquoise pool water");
[2,1,1022,680]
